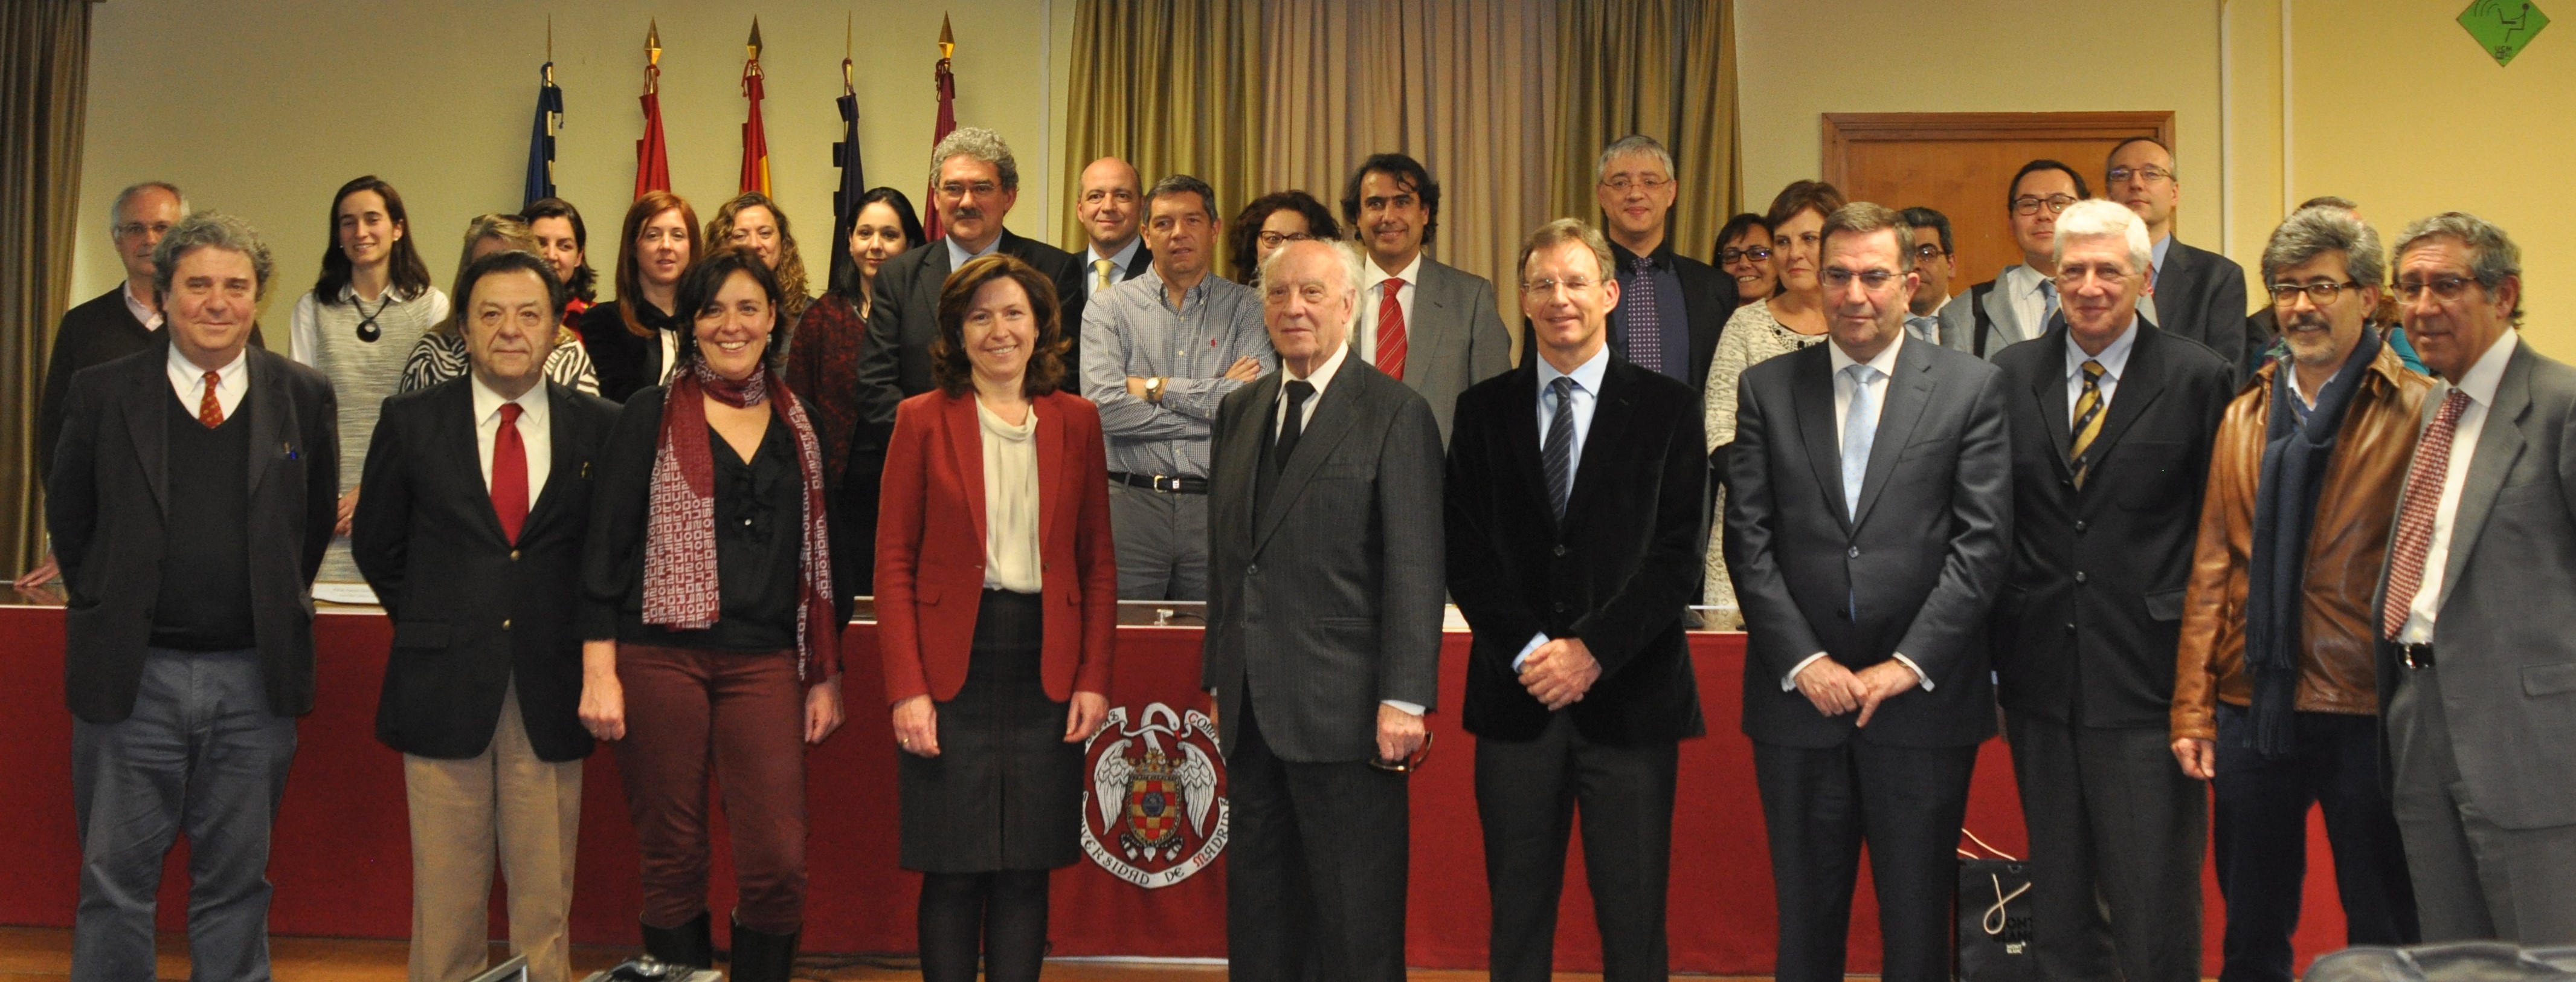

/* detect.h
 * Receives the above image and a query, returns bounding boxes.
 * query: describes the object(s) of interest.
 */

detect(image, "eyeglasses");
[1520,276,1599,296]
[2107,166,2174,185]
[114,221,173,239]
[1257,231,1315,248]
[2012,195,2078,216]
[1367,730,1434,774]
[1599,174,1672,193]
[1719,246,1773,265]
[936,180,1000,198]
[1821,268,1904,291]
[1910,243,1950,260]
[2395,276,2481,303]
[2055,265,2141,290]
[2268,279,2361,306]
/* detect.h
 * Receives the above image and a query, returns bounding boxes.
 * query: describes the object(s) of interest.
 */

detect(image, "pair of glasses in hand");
[1368,729,1435,773]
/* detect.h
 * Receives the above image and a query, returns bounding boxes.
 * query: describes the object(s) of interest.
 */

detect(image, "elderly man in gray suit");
[2377,212,2576,943]
[1205,237,1444,982]
[1339,152,1513,443]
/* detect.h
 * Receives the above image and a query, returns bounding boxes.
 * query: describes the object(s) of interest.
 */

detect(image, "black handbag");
[1956,829,2036,982]
[2305,942,2576,981]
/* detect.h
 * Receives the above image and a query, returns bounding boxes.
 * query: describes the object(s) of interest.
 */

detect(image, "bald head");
[1077,157,1143,254]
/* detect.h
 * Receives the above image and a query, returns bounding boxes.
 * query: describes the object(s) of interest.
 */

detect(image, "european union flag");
[523,62,563,208]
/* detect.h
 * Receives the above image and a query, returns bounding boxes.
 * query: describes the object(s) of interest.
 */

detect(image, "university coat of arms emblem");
[1080,703,1228,888]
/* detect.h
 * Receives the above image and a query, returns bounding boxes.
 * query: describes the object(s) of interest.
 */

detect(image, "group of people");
[30,120,2576,982]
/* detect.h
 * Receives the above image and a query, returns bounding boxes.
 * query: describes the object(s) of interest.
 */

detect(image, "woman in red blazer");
[876,253,1115,982]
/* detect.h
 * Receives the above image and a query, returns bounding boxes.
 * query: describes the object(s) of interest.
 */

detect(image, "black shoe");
[640,911,715,969]
[728,917,801,982]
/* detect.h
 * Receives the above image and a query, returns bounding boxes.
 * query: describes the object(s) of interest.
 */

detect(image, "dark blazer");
[854,230,1089,431]
[2151,238,2250,375]
[1605,239,1738,395]
[1725,337,2013,748]
[874,389,1118,705]
[47,341,338,723]
[1446,355,1708,745]
[1203,356,1445,763]
[2374,341,2576,830]
[1990,319,2234,728]
[352,378,619,762]
[39,287,266,483]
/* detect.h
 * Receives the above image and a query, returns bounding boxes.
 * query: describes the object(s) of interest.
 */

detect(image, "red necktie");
[492,402,529,544]
[1376,277,1408,381]
[197,371,224,428]
[2380,389,2473,639]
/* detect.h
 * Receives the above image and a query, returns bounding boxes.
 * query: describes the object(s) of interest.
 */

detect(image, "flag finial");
[747,18,762,60]
[646,19,662,67]
[939,15,955,60]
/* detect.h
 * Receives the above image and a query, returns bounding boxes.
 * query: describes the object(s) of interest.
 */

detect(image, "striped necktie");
[2069,360,2106,487]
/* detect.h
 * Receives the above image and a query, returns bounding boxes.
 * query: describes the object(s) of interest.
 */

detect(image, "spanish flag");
[634,20,671,199]
[739,19,771,196]
[924,16,958,242]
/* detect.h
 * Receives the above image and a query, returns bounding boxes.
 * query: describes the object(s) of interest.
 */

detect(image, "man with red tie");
[353,250,621,982]
[1340,153,1513,444]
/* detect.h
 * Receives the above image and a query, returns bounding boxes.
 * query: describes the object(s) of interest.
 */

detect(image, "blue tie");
[1841,363,1879,520]
[2040,279,2061,326]
[1543,376,1577,519]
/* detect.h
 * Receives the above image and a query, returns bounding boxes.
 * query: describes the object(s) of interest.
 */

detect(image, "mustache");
[952,207,985,221]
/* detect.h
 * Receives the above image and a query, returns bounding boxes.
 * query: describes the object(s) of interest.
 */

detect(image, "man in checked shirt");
[1081,173,1275,601]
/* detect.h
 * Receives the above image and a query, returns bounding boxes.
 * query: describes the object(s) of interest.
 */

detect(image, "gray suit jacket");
[2374,339,2576,829]
[1203,357,1446,763]
[1937,266,2045,360]
[1404,257,1515,444]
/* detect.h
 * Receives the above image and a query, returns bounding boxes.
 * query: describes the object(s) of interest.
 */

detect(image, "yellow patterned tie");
[2069,360,2106,488]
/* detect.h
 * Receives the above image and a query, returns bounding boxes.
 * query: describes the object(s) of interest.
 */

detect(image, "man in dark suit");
[47,212,338,982]
[1990,199,2234,982]
[2107,137,2251,375]
[351,251,619,982]
[1075,156,1152,301]
[1342,152,1513,443]
[1447,219,1707,982]
[1726,202,2012,982]
[1592,135,1736,393]
[2377,212,2576,943]
[1205,238,1444,982]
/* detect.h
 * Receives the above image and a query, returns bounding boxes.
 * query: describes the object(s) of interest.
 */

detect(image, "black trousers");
[2211,703,2418,982]
[1752,737,1977,982]
[1475,714,1679,982]
[2005,712,2206,982]
[1223,698,1410,982]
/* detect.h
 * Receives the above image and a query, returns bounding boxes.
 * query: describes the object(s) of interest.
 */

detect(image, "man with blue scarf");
[2173,205,2431,982]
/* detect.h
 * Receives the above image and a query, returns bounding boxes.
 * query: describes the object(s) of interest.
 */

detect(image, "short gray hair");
[2394,211,2522,325]
[1258,237,1367,306]
[929,126,1020,193]
[2051,198,2151,274]
[1595,135,1675,184]
[2261,206,2384,288]
[1145,174,1219,223]
[152,212,274,302]
[1518,218,1617,284]
[109,181,188,233]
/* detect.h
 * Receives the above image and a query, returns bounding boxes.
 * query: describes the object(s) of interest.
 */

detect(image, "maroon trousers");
[613,644,808,934]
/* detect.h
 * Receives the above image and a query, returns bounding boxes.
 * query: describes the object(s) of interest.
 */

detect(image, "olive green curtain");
[1058,0,1267,260]
[0,0,92,576]
[1551,0,1740,263]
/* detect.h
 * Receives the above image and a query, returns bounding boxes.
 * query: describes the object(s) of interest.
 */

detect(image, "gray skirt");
[898,589,1081,873]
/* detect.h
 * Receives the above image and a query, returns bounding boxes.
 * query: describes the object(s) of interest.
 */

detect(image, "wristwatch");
[1145,376,1167,403]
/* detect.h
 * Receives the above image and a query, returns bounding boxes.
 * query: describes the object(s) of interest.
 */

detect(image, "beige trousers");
[404,683,583,982]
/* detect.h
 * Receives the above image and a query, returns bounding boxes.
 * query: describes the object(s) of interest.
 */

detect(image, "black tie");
[1258,380,1316,513]
[1544,376,1576,519]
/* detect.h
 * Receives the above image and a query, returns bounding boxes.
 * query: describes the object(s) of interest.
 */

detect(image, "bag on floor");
[1956,830,2035,982]
[2305,942,2576,981]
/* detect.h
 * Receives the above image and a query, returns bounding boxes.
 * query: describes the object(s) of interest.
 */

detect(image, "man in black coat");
[1593,135,1736,394]
[352,251,619,982]
[48,212,336,982]
[1726,203,2012,982]
[1990,200,2234,982]
[1447,219,1706,982]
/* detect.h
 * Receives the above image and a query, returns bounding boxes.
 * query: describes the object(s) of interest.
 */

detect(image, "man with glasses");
[2377,213,2576,943]
[1939,160,2091,360]
[1592,135,1736,393]
[1899,207,1956,344]
[1989,199,2234,982]
[1728,202,2011,982]
[1074,157,1151,300]
[1080,175,1272,601]
[2174,205,2427,981]
[2107,137,2250,375]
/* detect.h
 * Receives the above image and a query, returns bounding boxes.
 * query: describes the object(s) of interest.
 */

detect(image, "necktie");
[1841,363,1880,519]
[2069,360,2107,488]
[1257,380,1317,513]
[196,370,224,428]
[2380,389,2474,639]
[1623,256,1663,376]
[1375,278,1408,381]
[1093,257,1118,294]
[492,402,530,544]
[1543,377,1577,518]
[2040,279,2061,326]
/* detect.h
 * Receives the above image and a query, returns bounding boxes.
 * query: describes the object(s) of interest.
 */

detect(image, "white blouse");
[977,399,1044,593]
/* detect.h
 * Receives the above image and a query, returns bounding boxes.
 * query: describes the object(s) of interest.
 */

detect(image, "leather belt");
[2394,642,2437,670]
[1110,471,1208,494]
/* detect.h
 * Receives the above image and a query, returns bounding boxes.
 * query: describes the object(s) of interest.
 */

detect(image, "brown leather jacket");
[2172,343,2433,740]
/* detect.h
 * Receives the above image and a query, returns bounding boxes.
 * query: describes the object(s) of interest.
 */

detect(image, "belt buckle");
[1153,474,1182,493]
[2400,643,2431,670]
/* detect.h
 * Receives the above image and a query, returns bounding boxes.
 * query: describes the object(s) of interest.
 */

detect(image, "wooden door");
[1821,112,2174,291]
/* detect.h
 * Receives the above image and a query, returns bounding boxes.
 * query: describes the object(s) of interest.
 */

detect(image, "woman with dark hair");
[1699,180,1845,627]
[706,193,812,326]
[291,174,446,587]
[1714,212,1777,308]
[584,192,700,402]
[877,254,1115,982]
[784,188,926,599]
[522,197,599,334]
[1225,190,1342,284]
[399,213,600,395]
[578,245,849,981]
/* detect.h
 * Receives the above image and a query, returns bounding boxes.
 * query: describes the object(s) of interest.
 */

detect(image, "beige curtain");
[1058,0,1267,260]
[0,0,91,574]
[1551,0,1740,264]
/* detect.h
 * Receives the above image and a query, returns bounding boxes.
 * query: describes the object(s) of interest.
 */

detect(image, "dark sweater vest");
[152,390,256,651]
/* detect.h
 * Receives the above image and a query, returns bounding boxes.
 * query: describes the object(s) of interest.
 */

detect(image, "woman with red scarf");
[577,246,851,981]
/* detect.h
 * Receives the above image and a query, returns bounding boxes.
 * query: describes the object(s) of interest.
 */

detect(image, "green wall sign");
[2460,0,2549,66]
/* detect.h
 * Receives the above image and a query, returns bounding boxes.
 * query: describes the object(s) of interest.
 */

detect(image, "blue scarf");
[2243,328,2380,758]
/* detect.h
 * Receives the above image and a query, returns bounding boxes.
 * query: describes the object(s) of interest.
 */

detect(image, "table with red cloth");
[0,604,2354,975]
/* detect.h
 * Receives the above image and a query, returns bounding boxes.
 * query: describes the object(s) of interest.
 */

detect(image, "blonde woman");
[706,193,812,328]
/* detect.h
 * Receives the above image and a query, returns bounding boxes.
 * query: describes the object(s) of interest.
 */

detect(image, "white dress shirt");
[2001,264,2053,339]
[1355,252,1423,369]
[166,344,248,421]
[2065,317,2139,428]
[2396,331,2520,644]
[1084,237,1144,299]
[1785,332,1931,692]
[123,280,163,332]
[1270,343,1420,716]
[469,373,552,499]
[1512,344,1610,670]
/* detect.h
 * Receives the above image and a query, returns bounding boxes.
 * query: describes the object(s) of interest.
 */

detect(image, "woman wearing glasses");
[1715,212,1778,308]
[1225,190,1344,285]
[1698,181,1844,628]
